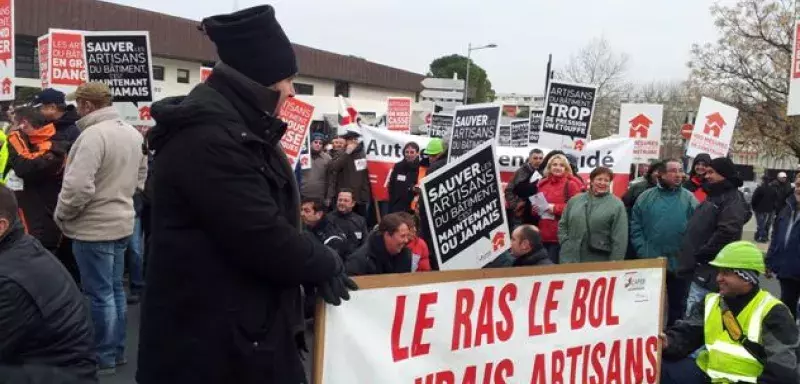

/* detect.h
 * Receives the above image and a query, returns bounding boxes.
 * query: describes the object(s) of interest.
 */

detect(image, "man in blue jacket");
[766,173,800,318]
[631,159,698,325]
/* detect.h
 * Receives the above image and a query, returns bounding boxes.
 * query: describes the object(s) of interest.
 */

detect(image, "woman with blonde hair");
[534,154,584,263]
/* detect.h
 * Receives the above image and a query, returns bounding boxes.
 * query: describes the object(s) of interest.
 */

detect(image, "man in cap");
[54,82,147,375]
[138,6,357,384]
[661,241,798,383]
[327,129,371,217]
[679,157,752,317]
[31,88,81,144]
[300,132,332,205]
[772,172,793,219]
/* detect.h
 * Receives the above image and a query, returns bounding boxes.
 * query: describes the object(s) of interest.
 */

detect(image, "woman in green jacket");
[558,167,628,263]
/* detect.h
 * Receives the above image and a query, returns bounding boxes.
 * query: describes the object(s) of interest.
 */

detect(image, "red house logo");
[703,112,726,138]
[1,78,11,95]
[573,139,586,151]
[628,113,653,139]
[139,106,152,121]
[492,232,506,251]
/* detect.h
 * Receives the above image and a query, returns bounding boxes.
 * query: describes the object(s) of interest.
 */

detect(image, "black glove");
[316,246,359,306]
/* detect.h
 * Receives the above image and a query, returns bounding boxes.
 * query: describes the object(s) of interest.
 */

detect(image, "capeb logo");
[623,271,646,292]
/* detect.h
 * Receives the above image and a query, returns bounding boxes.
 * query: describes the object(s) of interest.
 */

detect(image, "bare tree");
[689,0,800,160]
[558,37,633,138]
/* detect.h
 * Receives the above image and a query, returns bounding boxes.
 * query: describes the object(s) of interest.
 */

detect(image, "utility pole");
[544,54,552,95]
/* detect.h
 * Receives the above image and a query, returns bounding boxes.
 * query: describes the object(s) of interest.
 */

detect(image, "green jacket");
[630,185,698,271]
[558,192,628,263]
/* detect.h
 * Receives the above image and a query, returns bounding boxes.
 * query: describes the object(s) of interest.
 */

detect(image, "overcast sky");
[106,0,728,94]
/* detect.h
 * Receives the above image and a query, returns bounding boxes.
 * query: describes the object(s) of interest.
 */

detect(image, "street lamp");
[464,43,498,104]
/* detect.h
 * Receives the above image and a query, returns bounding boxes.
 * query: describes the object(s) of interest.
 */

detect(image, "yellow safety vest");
[697,290,782,383]
[0,130,8,183]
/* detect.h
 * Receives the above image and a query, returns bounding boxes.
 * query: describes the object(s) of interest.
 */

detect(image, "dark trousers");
[53,238,81,286]
[660,358,710,384]
[544,243,561,264]
[779,278,800,319]
[666,272,690,327]
[755,211,774,242]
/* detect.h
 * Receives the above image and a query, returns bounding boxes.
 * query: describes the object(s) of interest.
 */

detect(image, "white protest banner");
[539,81,597,151]
[529,108,543,144]
[0,0,14,101]
[509,119,529,148]
[315,259,666,384]
[387,97,413,133]
[420,140,509,270]
[789,20,800,116]
[84,31,154,103]
[449,104,502,162]
[686,97,738,159]
[278,97,315,170]
[618,104,663,163]
[361,127,634,200]
[38,34,50,89]
[46,29,86,94]
[428,113,453,139]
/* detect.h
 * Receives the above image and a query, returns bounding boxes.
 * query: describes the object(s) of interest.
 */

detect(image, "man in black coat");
[0,185,96,383]
[301,198,351,259]
[386,142,421,214]
[346,212,414,276]
[679,157,751,316]
[330,188,370,251]
[751,175,778,243]
[137,6,356,384]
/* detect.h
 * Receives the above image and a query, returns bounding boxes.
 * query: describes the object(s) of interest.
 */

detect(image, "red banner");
[50,31,86,86]
[387,97,412,133]
[0,0,12,63]
[200,66,213,83]
[278,98,315,169]
[38,36,49,88]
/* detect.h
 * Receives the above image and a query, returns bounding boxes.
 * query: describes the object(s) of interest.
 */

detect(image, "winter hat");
[201,5,298,87]
[709,157,743,187]
[733,269,759,285]
[311,132,326,142]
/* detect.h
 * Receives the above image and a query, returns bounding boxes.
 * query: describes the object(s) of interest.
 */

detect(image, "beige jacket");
[55,106,147,242]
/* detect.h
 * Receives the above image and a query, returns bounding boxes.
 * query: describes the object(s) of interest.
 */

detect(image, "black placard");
[529,108,543,144]
[510,119,529,148]
[84,33,153,103]
[497,125,510,147]
[541,82,596,140]
[448,105,501,162]
[429,113,453,139]
[421,141,508,269]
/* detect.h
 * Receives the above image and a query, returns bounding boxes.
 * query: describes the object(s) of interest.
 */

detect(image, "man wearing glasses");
[300,132,332,207]
[630,159,699,326]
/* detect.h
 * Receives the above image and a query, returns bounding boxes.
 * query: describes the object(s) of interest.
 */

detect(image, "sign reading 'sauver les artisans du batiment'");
[84,31,154,103]
[448,104,501,163]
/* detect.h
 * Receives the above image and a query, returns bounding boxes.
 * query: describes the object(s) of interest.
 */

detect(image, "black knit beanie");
[709,157,743,187]
[201,5,298,87]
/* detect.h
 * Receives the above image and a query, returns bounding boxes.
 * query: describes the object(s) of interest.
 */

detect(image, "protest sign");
[387,97,413,133]
[789,20,800,116]
[48,29,86,92]
[314,258,666,384]
[539,81,597,151]
[200,66,213,83]
[497,125,510,147]
[686,97,738,158]
[299,133,311,170]
[420,140,509,270]
[509,119,529,148]
[0,0,14,101]
[618,104,663,163]
[38,35,50,89]
[449,104,501,162]
[529,108,543,144]
[278,97,315,170]
[361,127,634,201]
[428,113,453,139]
[84,31,153,103]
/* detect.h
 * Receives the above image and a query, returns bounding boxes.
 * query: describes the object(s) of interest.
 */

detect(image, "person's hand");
[546,204,555,213]
[659,333,669,349]
[765,269,775,279]
[317,273,359,306]
[346,142,358,154]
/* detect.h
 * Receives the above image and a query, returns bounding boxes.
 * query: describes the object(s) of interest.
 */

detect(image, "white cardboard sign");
[618,104,663,163]
[686,97,738,159]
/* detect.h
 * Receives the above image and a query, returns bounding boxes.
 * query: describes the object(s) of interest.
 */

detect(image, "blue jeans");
[685,281,712,318]
[661,358,710,383]
[755,211,774,241]
[73,238,129,368]
[127,217,145,294]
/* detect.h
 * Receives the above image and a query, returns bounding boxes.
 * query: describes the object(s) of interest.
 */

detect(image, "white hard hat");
[778,172,788,178]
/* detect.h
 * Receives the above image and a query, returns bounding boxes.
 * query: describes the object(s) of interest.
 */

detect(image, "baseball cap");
[778,172,788,178]
[31,88,66,107]
[66,82,113,103]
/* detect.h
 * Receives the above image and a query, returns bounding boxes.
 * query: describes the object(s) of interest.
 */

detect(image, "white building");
[494,93,544,108]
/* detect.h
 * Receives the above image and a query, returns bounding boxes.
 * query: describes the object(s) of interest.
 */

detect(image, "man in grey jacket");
[301,132,331,205]
[54,82,148,375]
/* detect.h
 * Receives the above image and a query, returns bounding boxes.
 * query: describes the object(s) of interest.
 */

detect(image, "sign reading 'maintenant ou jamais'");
[315,259,666,384]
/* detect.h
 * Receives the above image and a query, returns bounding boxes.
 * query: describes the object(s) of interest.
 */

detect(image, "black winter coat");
[678,180,751,290]
[752,183,779,214]
[329,210,369,251]
[0,221,95,382]
[137,65,340,384]
[772,180,794,214]
[327,144,371,205]
[306,215,352,259]
[346,231,412,276]
[387,159,420,214]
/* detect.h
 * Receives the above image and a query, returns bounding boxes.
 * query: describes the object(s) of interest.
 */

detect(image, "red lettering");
[530,354,546,384]
[590,343,606,384]
[497,283,517,342]
[494,359,514,384]
[606,277,620,326]
[452,289,474,351]
[582,345,591,384]
[551,349,565,384]
[475,287,495,347]
[391,295,409,362]
[435,371,455,384]
[625,338,644,383]
[644,336,659,382]
[544,281,563,334]
[589,277,607,327]
[529,282,544,336]
[411,292,438,358]
[566,346,583,384]
[461,366,477,384]
[607,340,622,384]
[571,279,591,330]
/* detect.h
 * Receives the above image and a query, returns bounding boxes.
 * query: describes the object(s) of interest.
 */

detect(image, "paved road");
[100,218,776,384]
